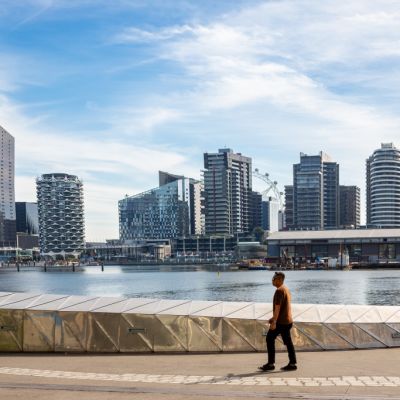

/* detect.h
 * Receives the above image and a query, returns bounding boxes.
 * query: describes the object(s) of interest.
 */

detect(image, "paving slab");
[0,349,399,399]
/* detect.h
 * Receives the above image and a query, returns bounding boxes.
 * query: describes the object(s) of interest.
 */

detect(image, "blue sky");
[1,0,400,240]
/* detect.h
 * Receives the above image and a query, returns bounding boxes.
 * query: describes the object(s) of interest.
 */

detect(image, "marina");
[0,267,399,306]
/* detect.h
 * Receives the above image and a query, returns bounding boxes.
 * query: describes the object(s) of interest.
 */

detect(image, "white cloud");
[0,92,196,240]
[110,1,400,225]
[3,0,400,236]
[114,25,195,43]
[105,106,183,134]
[110,6,400,139]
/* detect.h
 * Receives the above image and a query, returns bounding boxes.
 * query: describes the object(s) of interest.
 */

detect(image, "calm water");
[0,266,400,305]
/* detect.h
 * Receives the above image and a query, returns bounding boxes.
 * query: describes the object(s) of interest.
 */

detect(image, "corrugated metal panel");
[0,292,399,353]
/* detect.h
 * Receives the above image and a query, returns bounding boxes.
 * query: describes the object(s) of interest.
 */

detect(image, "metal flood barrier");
[0,291,399,353]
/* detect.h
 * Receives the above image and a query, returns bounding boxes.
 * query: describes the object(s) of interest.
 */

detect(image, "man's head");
[272,271,285,288]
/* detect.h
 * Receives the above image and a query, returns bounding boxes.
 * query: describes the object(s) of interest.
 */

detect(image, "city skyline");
[1,1,400,240]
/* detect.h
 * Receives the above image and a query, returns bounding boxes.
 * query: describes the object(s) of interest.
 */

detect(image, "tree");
[252,227,265,243]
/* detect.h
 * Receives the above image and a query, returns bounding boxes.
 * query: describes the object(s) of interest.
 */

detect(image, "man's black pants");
[266,323,296,365]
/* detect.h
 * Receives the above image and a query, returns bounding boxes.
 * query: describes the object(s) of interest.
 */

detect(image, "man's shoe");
[281,364,297,371]
[258,363,275,371]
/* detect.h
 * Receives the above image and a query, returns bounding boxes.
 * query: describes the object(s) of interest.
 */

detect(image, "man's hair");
[273,271,285,281]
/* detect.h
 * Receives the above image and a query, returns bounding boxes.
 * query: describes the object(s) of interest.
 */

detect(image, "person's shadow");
[199,370,285,384]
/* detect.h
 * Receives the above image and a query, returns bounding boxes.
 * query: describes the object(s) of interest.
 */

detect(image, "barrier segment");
[0,292,399,352]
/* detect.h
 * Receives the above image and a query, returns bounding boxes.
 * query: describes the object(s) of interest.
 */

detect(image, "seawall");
[0,292,399,353]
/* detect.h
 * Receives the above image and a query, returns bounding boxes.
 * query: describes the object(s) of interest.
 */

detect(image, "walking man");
[259,271,297,371]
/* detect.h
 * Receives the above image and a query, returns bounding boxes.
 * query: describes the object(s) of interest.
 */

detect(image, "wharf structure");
[266,228,400,264]
[84,234,264,263]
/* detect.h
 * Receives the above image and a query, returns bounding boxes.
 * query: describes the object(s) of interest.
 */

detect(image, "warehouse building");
[266,229,400,263]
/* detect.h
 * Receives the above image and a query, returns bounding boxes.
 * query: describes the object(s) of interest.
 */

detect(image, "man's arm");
[268,305,280,326]
[272,304,281,322]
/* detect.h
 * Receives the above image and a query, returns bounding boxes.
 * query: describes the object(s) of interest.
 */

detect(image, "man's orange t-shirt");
[273,285,293,325]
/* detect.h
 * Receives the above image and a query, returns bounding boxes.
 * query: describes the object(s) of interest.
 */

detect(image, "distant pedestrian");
[259,271,297,371]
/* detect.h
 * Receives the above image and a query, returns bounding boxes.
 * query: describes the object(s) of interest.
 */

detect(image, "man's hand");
[268,317,274,324]
[269,320,276,330]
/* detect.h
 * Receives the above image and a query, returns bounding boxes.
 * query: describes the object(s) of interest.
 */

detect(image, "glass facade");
[284,185,294,229]
[339,186,360,228]
[249,191,262,231]
[16,202,39,234]
[119,178,193,240]
[203,148,252,235]
[293,152,339,230]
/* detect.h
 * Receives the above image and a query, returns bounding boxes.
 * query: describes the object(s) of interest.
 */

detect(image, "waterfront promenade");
[0,349,399,399]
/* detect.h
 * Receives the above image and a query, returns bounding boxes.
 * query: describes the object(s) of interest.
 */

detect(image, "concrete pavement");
[0,349,399,399]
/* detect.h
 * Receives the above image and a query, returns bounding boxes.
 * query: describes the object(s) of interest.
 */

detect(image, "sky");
[1,0,400,241]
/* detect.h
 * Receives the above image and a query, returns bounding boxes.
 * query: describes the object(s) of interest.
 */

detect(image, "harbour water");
[0,266,399,305]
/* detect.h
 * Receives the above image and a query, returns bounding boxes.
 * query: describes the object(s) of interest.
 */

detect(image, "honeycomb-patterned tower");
[37,173,85,257]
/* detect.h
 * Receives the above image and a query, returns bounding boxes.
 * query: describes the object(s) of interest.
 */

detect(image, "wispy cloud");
[104,106,183,135]
[114,25,195,43]
[110,1,400,223]
[0,92,195,239]
[13,0,54,28]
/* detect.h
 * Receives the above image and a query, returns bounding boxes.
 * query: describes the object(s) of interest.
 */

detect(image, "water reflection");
[0,267,399,305]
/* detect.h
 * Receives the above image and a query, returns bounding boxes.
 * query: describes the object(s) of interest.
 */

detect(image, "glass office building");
[16,202,39,234]
[119,172,202,240]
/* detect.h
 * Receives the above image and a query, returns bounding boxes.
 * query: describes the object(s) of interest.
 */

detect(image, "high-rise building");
[37,173,85,257]
[119,171,202,240]
[261,197,280,233]
[293,152,339,230]
[16,202,39,234]
[284,185,294,229]
[339,186,360,228]
[366,143,400,228]
[203,148,252,235]
[249,191,262,231]
[0,126,16,246]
